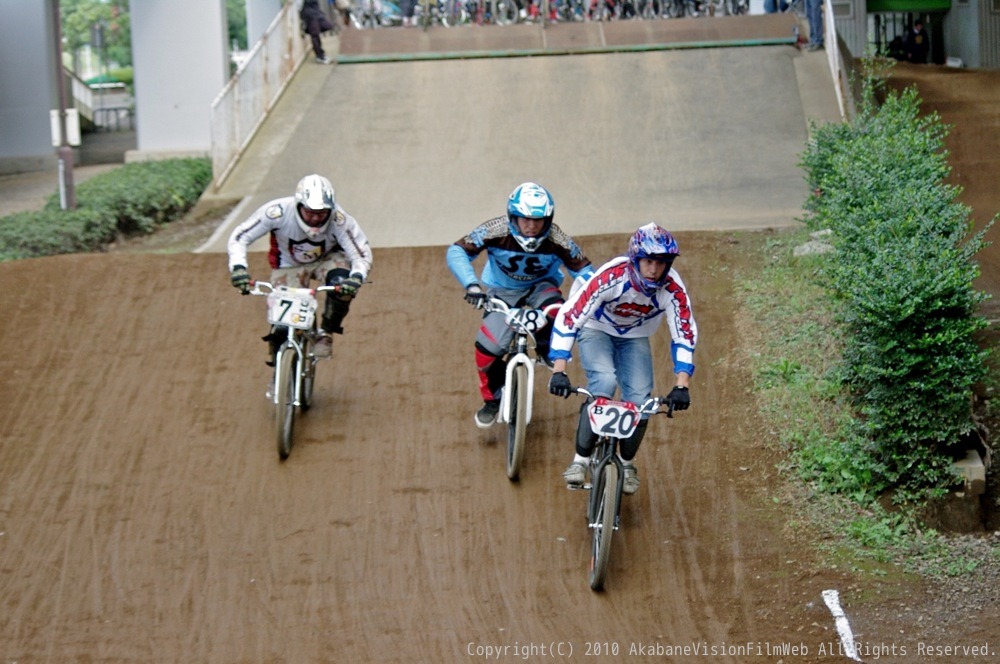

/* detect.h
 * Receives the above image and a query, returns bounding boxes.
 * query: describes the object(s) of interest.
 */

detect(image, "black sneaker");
[474,400,501,429]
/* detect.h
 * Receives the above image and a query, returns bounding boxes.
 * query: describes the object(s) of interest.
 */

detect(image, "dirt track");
[2,231,873,662]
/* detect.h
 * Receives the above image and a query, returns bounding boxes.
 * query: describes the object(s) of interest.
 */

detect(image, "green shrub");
[0,157,211,262]
[800,62,994,501]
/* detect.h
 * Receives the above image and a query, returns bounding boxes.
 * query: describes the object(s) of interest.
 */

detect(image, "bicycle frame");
[250,281,339,407]
[570,387,670,588]
[482,297,560,427]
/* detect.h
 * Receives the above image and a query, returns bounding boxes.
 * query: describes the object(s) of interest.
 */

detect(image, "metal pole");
[52,0,76,210]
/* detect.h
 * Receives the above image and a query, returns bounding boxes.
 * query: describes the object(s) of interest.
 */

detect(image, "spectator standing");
[300,0,335,64]
[905,20,930,64]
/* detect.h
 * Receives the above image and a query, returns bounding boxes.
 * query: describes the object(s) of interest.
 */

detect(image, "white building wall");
[246,0,284,46]
[979,0,1000,67]
[833,0,868,59]
[0,1,59,174]
[128,0,229,160]
[944,1,981,67]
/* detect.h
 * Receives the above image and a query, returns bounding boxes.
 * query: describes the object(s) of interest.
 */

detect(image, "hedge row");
[0,157,211,262]
[800,65,993,500]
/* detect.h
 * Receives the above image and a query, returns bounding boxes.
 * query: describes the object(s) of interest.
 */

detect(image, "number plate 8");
[586,398,641,439]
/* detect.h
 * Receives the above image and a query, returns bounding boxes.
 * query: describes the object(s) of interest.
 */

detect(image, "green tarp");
[867,0,950,11]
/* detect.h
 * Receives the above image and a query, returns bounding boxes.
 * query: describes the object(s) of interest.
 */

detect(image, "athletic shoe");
[316,56,333,64]
[475,399,501,428]
[623,464,640,495]
[563,461,587,488]
[313,334,332,358]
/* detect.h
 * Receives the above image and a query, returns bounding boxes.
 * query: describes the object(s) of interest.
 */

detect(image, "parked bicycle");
[471,0,520,24]
[248,281,342,461]
[480,297,561,481]
[417,0,471,27]
[566,386,673,590]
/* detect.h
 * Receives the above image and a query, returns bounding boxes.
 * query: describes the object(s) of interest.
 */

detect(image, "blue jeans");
[577,328,654,410]
[806,0,823,47]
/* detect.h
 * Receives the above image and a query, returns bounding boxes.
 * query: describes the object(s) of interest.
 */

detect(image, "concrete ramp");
[201,16,840,251]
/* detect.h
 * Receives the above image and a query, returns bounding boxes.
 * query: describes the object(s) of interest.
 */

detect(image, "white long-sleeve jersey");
[550,256,697,375]
[227,197,373,279]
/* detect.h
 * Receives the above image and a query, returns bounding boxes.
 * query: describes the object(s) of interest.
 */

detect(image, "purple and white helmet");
[627,223,679,295]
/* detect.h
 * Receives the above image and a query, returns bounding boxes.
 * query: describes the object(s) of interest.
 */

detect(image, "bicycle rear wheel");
[589,462,618,590]
[275,347,297,461]
[505,363,529,481]
[300,357,316,412]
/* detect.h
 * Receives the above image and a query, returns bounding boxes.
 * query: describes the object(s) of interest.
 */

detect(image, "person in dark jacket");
[904,20,930,64]
[300,0,335,64]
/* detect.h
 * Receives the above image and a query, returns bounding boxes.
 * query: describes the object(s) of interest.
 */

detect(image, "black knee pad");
[575,399,598,456]
[619,419,649,461]
[262,326,288,365]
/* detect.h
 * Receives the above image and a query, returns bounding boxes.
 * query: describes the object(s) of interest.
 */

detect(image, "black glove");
[231,265,250,295]
[548,371,572,399]
[666,386,690,411]
[464,284,487,309]
[339,272,364,298]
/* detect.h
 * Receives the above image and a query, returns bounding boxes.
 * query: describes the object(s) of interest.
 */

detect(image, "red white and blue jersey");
[227,197,372,278]
[550,256,697,375]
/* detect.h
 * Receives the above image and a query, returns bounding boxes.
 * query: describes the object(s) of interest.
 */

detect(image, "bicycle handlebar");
[249,280,344,296]
[571,386,674,418]
[481,297,561,316]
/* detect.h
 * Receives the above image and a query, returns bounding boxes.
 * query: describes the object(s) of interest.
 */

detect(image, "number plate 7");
[586,398,641,439]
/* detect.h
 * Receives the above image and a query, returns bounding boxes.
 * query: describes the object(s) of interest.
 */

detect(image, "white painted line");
[194,196,252,254]
[822,589,862,662]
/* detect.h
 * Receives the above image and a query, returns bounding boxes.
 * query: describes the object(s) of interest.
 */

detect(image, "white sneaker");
[562,461,587,487]
[623,464,640,495]
[313,334,332,358]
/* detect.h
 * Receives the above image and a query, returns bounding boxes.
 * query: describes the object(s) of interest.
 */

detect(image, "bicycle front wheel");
[505,363,529,481]
[274,347,297,461]
[589,462,618,590]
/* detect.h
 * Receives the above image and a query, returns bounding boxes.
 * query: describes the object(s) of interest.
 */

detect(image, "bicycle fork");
[497,350,535,425]
[587,447,624,531]
[273,336,305,407]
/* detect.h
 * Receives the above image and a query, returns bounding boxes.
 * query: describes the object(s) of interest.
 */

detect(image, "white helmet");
[294,174,335,238]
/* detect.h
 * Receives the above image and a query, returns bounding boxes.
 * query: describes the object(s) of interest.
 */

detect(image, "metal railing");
[210,3,309,190]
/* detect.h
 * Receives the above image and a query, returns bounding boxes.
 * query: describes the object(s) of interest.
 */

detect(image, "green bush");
[0,157,211,262]
[800,63,993,501]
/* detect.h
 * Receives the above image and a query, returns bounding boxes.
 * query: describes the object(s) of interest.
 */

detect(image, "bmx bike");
[568,386,672,590]
[249,281,340,461]
[480,297,562,481]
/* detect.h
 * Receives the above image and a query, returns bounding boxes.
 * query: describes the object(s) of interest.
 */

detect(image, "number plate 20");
[587,398,641,439]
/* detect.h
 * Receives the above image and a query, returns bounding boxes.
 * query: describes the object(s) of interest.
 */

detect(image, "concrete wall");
[0,1,58,174]
[127,0,229,160]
